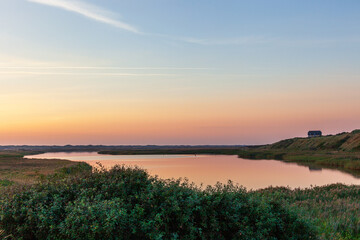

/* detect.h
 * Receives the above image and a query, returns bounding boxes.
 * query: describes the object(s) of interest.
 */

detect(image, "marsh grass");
[254,184,360,240]
[0,151,82,187]
[0,179,14,187]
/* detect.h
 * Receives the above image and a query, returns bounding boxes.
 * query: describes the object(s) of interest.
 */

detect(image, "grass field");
[253,184,360,240]
[0,151,81,187]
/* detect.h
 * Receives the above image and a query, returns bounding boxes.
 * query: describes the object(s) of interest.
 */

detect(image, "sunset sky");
[1,0,360,145]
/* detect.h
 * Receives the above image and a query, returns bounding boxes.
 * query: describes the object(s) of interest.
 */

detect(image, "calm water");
[26,152,360,189]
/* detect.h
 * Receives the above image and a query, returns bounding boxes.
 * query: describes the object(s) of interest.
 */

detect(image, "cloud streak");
[26,0,360,47]
[0,71,174,76]
[179,36,275,45]
[25,0,274,45]
[24,0,282,46]
[27,0,140,33]
[0,66,209,70]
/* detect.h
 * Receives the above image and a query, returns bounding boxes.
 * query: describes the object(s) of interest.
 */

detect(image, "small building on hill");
[308,131,322,138]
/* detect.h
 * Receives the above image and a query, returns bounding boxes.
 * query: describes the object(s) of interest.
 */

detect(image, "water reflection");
[26,152,360,190]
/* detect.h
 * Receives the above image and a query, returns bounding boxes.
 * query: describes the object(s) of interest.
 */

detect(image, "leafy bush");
[0,166,316,239]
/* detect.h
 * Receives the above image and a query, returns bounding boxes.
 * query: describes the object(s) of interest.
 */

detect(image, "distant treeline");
[0,145,245,153]
[98,147,243,155]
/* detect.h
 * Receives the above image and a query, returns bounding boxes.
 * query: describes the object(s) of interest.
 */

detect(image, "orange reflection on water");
[26,152,360,190]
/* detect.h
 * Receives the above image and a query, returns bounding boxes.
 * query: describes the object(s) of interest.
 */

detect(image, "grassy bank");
[0,151,86,187]
[234,130,360,176]
[237,149,360,176]
[268,130,360,152]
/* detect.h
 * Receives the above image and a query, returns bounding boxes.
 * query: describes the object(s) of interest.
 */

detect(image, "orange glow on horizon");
[1,80,359,145]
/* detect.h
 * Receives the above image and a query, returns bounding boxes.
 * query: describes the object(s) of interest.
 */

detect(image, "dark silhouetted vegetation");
[98,147,242,156]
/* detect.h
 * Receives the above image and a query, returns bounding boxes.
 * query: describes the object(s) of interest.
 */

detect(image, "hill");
[239,130,360,175]
[269,129,360,152]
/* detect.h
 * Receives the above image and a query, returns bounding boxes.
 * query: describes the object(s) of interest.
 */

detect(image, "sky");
[0,0,360,145]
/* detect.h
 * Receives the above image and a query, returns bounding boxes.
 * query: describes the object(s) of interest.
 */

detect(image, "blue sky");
[0,0,360,145]
[2,0,360,70]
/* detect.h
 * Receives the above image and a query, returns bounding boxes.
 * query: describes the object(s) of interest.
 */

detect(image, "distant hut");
[308,130,322,138]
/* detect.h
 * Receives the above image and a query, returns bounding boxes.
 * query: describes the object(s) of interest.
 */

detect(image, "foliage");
[0,179,14,187]
[0,166,316,240]
[352,130,360,134]
[54,162,93,178]
[253,184,360,240]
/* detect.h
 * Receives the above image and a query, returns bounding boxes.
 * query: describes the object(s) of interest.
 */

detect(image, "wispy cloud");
[25,0,278,46]
[179,36,360,47]
[179,36,275,45]
[24,0,360,47]
[27,0,140,33]
[0,66,209,70]
[0,71,173,76]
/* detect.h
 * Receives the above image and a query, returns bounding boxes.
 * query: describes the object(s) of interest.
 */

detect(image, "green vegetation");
[253,184,360,240]
[1,131,360,239]
[1,165,359,239]
[238,130,360,176]
[269,130,360,152]
[0,151,82,186]
[0,165,316,240]
[0,179,14,187]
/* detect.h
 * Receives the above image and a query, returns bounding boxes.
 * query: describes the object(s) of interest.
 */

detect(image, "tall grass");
[254,184,360,240]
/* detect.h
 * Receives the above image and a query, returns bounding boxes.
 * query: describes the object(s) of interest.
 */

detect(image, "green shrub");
[56,162,93,175]
[344,161,360,170]
[351,130,360,134]
[0,165,316,240]
[0,179,14,187]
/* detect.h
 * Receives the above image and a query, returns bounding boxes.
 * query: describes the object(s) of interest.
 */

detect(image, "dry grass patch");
[0,151,78,185]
